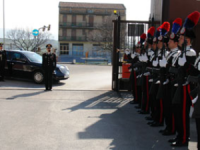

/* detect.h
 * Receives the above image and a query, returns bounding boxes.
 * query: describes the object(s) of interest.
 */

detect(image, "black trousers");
[173,85,191,143]
[148,81,154,117]
[141,76,150,112]
[44,69,53,90]
[196,118,200,149]
[151,84,163,123]
[131,71,138,102]
[163,83,175,132]
[0,64,5,80]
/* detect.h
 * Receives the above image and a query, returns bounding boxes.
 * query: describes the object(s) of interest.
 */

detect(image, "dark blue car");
[5,50,70,83]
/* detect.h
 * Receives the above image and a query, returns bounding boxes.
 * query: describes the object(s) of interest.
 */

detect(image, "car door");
[4,51,12,76]
[10,52,31,78]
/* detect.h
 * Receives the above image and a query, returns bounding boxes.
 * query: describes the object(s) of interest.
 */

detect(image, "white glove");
[143,72,150,76]
[131,53,136,59]
[163,79,169,85]
[155,80,160,84]
[198,62,200,71]
[178,53,186,66]
[149,79,153,82]
[134,68,138,71]
[125,51,130,55]
[153,58,158,67]
[136,75,140,78]
[192,95,198,104]
[159,56,167,68]
[182,81,189,86]
[139,56,143,62]
[143,53,148,62]
[174,83,178,87]
[129,69,132,72]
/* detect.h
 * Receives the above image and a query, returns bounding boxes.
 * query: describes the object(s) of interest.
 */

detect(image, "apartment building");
[58,2,126,57]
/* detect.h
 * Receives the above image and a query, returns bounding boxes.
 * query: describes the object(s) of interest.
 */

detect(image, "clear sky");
[0,0,151,40]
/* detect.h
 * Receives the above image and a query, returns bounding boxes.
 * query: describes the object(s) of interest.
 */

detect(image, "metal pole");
[3,0,5,45]
[112,21,117,91]
[116,15,121,91]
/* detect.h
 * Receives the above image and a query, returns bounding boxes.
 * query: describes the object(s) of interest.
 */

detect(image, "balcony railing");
[59,36,87,41]
[59,22,100,28]
[59,10,112,15]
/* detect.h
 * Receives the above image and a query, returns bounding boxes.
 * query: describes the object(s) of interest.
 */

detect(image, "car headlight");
[59,66,67,74]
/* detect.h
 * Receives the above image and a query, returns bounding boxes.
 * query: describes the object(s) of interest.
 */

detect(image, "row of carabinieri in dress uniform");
[124,11,200,148]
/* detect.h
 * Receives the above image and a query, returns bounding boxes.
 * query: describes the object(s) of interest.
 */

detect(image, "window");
[6,52,12,60]
[87,9,93,13]
[60,44,69,55]
[93,44,102,51]
[11,52,27,62]
[72,44,83,56]
[83,15,86,21]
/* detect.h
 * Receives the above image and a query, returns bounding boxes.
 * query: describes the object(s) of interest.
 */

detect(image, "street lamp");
[113,10,121,49]
[39,24,51,32]
[3,0,5,45]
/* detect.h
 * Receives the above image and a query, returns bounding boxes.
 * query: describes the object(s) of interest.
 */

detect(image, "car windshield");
[24,52,42,63]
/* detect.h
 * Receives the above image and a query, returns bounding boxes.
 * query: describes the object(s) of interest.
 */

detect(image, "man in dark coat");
[42,44,56,91]
[0,43,6,81]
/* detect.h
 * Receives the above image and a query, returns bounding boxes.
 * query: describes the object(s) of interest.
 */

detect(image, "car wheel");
[33,71,44,84]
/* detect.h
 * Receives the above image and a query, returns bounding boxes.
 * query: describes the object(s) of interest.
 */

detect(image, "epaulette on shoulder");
[186,49,196,56]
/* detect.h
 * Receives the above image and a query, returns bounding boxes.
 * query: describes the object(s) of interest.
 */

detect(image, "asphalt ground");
[0,64,198,150]
[0,64,112,91]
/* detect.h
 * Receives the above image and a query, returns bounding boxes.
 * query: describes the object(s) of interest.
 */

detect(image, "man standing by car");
[0,43,6,81]
[42,44,56,91]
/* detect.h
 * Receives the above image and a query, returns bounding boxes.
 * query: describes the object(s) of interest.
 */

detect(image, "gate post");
[116,15,121,91]
[112,20,118,91]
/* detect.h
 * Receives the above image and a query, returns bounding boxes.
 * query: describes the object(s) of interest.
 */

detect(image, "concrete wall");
[150,0,162,21]
[150,0,200,52]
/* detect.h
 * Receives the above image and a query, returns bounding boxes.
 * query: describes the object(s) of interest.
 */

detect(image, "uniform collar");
[135,52,140,56]
[170,47,179,52]
[148,48,152,51]
[186,45,192,50]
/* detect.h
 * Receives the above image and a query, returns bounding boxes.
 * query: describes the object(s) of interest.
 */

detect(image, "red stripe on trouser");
[134,71,138,101]
[146,76,149,112]
[159,99,163,123]
[172,114,175,133]
[183,86,187,144]
[187,84,194,107]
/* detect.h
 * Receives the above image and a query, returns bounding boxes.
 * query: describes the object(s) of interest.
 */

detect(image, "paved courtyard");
[0,64,198,150]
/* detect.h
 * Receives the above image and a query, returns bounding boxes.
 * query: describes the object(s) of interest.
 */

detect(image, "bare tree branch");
[7,28,52,51]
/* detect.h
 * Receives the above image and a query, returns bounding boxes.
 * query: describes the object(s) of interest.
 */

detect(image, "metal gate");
[112,19,160,91]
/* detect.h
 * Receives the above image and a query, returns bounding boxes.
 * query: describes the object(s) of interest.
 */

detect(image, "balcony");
[59,36,87,41]
[59,22,100,29]
[59,10,112,16]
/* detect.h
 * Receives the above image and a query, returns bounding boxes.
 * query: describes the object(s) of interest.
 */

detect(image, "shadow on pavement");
[63,91,123,112]
[0,78,66,89]
[66,91,194,150]
[6,90,45,100]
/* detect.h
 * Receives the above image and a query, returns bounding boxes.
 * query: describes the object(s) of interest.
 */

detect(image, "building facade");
[150,0,200,51]
[58,2,126,57]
